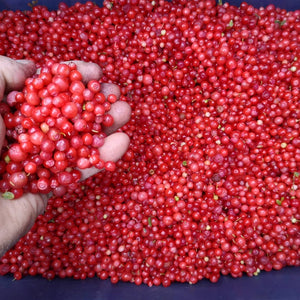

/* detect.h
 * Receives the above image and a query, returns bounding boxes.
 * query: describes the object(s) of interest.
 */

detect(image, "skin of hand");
[0,56,131,257]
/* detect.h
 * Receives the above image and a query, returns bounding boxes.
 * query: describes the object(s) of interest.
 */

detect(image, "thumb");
[0,56,36,100]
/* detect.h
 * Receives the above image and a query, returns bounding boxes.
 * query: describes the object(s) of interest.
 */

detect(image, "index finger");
[61,60,103,84]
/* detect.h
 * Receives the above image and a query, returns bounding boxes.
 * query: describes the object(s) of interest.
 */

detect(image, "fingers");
[0,57,131,183]
[62,60,103,84]
[0,56,36,99]
[103,101,132,135]
[99,132,130,162]
[80,132,130,180]
[64,61,131,179]
[100,82,121,99]
[0,56,37,154]
[61,61,131,180]
[100,82,131,135]
[0,57,132,256]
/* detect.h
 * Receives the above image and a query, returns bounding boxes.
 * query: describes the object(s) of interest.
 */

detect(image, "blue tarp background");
[1,267,300,300]
[0,0,299,10]
[0,0,299,299]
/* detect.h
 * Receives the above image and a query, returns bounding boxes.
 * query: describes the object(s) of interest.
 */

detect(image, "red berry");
[9,172,28,189]
[8,144,27,162]
[61,102,78,119]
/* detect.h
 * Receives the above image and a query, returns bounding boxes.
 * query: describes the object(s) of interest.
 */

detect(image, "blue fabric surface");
[0,267,299,300]
[0,0,299,10]
[0,0,79,10]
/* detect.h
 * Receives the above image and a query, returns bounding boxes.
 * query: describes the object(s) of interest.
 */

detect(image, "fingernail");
[16,59,31,65]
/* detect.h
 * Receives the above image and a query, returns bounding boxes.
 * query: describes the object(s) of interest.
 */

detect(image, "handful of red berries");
[0,61,116,199]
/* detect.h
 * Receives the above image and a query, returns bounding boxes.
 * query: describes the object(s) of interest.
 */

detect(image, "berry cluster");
[0,0,299,286]
[0,61,115,199]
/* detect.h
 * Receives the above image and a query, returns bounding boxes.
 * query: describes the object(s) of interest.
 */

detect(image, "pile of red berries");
[0,0,299,286]
[0,61,116,199]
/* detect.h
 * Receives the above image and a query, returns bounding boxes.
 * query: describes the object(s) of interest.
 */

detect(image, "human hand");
[0,56,131,257]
